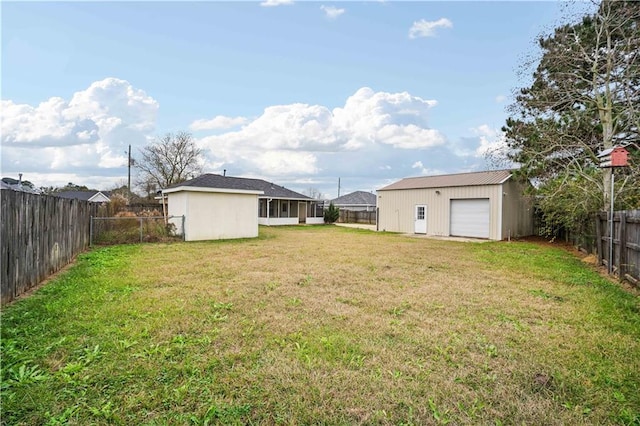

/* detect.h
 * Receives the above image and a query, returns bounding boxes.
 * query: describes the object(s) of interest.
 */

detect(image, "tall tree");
[503,0,639,234]
[135,131,204,189]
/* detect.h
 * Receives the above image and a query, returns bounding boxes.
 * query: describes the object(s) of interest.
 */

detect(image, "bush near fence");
[0,191,99,305]
[91,210,182,245]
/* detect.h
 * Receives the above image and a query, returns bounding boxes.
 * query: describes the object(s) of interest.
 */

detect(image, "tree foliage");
[135,132,203,189]
[503,0,640,234]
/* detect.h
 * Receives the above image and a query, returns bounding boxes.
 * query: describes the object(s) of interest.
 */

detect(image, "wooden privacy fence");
[338,209,377,224]
[596,209,640,285]
[1,191,98,304]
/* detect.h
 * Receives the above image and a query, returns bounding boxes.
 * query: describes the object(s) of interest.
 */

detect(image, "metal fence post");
[139,217,143,243]
[182,215,186,241]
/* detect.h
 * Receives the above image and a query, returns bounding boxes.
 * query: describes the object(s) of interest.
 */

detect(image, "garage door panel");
[450,199,490,239]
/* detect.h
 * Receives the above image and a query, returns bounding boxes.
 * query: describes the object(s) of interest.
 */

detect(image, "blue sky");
[2,1,584,198]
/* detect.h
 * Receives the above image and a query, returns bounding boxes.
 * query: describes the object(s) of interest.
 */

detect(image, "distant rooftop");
[379,169,513,191]
[56,191,111,202]
[332,191,376,205]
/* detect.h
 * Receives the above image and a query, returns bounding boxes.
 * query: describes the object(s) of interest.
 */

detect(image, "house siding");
[168,191,258,241]
[377,184,505,239]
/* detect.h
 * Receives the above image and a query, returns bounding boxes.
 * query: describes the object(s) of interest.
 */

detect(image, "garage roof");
[164,174,311,200]
[379,169,512,191]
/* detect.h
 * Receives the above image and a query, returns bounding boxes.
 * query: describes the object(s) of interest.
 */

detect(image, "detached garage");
[377,170,533,241]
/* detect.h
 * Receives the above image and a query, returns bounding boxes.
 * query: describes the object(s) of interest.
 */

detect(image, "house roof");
[1,177,41,194]
[332,191,376,206]
[165,174,311,200]
[56,191,111,202]
[0,180,41,194]
[378,169,513,191]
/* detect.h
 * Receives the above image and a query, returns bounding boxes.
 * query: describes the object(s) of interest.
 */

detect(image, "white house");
[377,170,533,240]
[163,174,324,241]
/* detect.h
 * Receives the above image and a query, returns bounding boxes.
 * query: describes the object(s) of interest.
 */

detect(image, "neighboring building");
[163,174,324,241]
[377,170,533,240]
[1,177,40,194]
[331,191,377,211]
[56,191,111,203]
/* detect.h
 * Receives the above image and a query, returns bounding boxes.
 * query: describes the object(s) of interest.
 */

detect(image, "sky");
[1,1,588,198]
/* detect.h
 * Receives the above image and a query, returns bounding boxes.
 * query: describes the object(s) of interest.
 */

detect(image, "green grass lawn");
[2,226,639,425]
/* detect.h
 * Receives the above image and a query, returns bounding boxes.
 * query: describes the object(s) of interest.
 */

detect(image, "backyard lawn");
[1,225,639,425]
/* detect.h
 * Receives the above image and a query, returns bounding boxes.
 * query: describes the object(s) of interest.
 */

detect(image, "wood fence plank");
[0,191,98,305]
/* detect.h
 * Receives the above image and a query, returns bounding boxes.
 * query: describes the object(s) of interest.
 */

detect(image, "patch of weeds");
[297,275,313,287]
[45,405,81,425]
[457,398,486,420]
[528,289,565,302]
[79,345,104,365]
[263,281,280,292]
[389,301,411,317]
[4,363,49,387]
[496,313,527,332]
[191,403,252,425]
[428,398,451,424]
[336,297,361,307]
[287,297,302,306]
[117,339,138,350]
[88,401,118,422]
[210,301,233,311]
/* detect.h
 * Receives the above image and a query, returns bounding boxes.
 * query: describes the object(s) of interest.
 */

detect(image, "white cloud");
[190,115,248,131]
[409,18,453,39]
[495,94,507,103]
[321,5,345,19]
[471,124,507,157]
[1,78,158,185]
[196,87,445,179]
[260,0,293,7]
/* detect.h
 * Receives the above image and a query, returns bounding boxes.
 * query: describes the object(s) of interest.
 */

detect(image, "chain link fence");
[90,215,185,246]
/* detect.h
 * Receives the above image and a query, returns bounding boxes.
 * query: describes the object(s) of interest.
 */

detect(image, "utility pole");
[337,177,341,198]
[127,144,132,194]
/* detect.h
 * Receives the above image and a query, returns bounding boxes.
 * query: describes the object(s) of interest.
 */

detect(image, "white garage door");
[450,199,490,239]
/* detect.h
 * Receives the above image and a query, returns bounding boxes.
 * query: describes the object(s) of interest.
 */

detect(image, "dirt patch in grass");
[2,226,639,425]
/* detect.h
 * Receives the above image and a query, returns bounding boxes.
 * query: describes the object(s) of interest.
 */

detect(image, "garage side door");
[450,199,490,239]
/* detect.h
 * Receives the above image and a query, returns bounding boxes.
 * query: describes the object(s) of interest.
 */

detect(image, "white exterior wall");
[168,191,258,241]
[377,185,504,240]
[306,217,325,224]
[259,217,299,226]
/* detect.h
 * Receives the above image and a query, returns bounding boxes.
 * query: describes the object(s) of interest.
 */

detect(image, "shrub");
[323,202,339,224]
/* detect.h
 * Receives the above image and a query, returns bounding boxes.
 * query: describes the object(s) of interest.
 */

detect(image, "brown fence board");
[338,209,377,225]
[1,191,98,304]
[596,209,640,285]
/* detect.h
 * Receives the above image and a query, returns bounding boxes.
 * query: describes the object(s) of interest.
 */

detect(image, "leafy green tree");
[323,202,340,224]
[502,0,640,235]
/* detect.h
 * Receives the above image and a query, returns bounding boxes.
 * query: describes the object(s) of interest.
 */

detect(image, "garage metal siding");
[450,199,490,238]
[378,185,503,239]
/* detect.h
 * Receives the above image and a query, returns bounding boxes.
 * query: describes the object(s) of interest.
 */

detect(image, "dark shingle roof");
[166,174,311,200]
[332,191,376,206]
[56,191,110,201]
[379,169,513,191]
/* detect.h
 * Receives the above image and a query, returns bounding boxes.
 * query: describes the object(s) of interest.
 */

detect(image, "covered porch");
[258,198,325,225]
